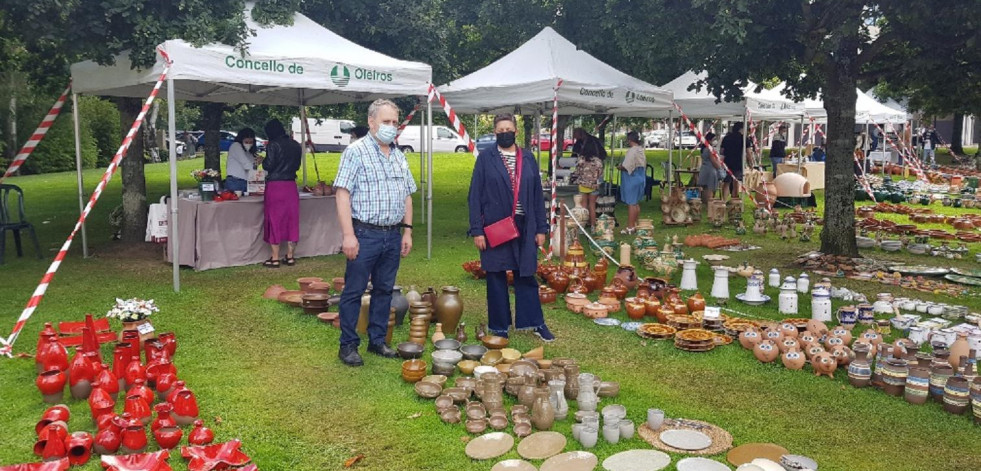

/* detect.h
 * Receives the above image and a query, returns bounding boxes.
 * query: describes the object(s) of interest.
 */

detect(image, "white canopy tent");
[69,3,433,291]
[803,89,908,124]
[659,71,806,120]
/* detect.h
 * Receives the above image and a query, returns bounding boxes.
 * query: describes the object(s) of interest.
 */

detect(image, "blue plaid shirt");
[334,136,417,226]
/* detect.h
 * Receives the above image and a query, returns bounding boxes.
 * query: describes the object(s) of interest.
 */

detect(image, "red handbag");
[483,148,522,248]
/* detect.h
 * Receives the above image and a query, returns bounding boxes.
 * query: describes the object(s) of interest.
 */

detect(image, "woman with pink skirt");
[261,119,302,267]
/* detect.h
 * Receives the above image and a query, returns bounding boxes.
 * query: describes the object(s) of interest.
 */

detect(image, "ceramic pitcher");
[531,388,555,430]
[548,380,568,421]
[576,373,600,412]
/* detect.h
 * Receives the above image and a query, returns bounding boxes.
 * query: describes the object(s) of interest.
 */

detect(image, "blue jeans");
[486,271,545,336]
[338,226,402,347]
[224,176,247,193]
[923,148,936,165]
[770,157,784,177]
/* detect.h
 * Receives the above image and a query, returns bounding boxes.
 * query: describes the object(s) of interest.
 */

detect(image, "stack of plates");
[637,323,677,340]
[723,318,760,337]
[712,333,734,346]
[668,315,702,331]
[675,329,717,352]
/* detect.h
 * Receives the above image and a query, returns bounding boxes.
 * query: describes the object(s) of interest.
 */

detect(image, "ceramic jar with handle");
[531,388,555,430]
[576,373,600,412]
[548,380,568,421]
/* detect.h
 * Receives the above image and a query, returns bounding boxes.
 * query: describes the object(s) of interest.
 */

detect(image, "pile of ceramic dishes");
[636,323,677,340]
[674,329,718,353]
[570,404,633,448]
[735,457,818,471]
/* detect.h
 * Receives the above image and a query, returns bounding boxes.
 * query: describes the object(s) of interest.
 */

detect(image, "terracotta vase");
[905,366,931,405]
[404,285,422,306]
[391,286,410,326]
[93,363,120,400]
[613,265,639,291]
[686,293,706,313]
[548,271,570,293]
[531,388,555,430]
[356,290,371,334]
[948,333,971,370]
[434,286,463,336]
[518,384,537,408]
[625,299,646,320]
[455,323,468,344]
[431,323,445,344]
[848,344,873,388]
[644,298,661,318]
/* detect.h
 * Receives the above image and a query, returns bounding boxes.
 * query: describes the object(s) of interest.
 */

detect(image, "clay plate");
[516,431,567,460]
[491,459,537,471]
[465,432,515,460]
[676,457,731,471]
[602,449,671,471]
[540,451,598,471]
[726,443,789,466]
[659,429,712,450]
[277,290,304,307]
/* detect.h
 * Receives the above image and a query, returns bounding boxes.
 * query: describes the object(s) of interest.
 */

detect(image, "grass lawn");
[1,147,979,470]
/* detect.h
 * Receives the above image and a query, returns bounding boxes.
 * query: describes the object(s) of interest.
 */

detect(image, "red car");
[531,133,573,152]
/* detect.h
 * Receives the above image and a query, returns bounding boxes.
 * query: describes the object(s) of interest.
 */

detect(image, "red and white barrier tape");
[0,49,173,357]
[672,103,757,206]
[396,103,423,138]
[1,83,72,181]
[548,79,562,247]
[854,153,877,202]
[872,121,927,181]
[427,84,477,157]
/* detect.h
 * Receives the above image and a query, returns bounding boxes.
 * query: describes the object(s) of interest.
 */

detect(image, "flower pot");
[119,319,156,348]
[198,180,218,201]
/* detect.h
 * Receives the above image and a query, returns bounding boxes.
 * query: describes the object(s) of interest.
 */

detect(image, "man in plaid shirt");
[334,99,416,367]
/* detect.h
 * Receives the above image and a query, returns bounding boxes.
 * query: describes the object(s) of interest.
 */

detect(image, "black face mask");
[496,131,516,149]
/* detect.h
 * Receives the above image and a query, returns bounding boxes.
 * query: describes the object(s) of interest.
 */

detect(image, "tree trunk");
[950,112,964,155]
[819,55,860,257]
[115,98,148,243]
[201,102,223,173]
[522,114,533,149]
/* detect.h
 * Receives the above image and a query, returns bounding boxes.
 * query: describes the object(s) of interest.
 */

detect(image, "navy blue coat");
[468,146,548,278]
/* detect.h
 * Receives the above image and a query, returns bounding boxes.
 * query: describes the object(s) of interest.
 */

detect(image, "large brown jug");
[434,286,464,336]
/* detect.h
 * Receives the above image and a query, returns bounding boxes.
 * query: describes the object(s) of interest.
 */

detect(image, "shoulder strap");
[511,148,523,216]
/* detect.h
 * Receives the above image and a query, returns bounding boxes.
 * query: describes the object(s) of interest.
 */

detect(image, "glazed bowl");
[488,415,508,430]
[431,362,456,377]
[443,387,469,403]
[435,394,454,411]
[473,365,497,379]
[457,360,479,375]
[466,418,488,434]
[420,375,448,387]
[414,381,442,399]
[499,348,521,363]
[460,344,489,361]
[481,336,509,350]
[480,350,504,366]
[316,312,338,324]
[495,363,512,374]
[431,349,463,366]
[434,339,461,351]
[402,359,427,373]
[397,342,424,359]
[439,405,461,423]
[455,377,477,391]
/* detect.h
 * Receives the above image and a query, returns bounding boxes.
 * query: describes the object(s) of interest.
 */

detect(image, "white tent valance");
[71,5,432,105]
[659,71,805,120]
[436,27,672,116]
[803,89,908,124]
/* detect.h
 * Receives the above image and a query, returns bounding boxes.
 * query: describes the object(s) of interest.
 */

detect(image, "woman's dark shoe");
[367,343,397,358]
[281,257,296,266]
[534,325,556,343]
[262,258,280,268]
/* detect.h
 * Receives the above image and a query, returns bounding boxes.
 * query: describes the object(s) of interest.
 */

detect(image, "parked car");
[197,131,237,152]
[475,133,497,154]
[530,133,573,152]
[397,125,470,153]
[674,131,698,149]
[644,130,668,148]
[292,117,355,152]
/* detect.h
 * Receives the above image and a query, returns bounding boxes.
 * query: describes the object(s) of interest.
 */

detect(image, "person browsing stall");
[225,127,258,193]
[468,113,554,342]
[617,131,646,234]
[334,99,416,367]
[571,127,606,229]
[719,122,747,200]
[261,120,302,268]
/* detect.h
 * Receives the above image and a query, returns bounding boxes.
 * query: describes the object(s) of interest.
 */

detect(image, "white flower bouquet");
[106,298,159,322]
[191,168,221,182]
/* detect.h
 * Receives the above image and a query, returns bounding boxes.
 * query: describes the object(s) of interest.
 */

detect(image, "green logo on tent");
[330,65,350,87]
[625,91,635,104]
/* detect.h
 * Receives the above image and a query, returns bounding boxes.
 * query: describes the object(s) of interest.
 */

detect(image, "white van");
[292,117,356,152]
[397,125,470,153]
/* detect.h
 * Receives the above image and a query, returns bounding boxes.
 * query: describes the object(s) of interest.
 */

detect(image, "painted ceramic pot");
[119,420,147,454]
[739,329,762,350]
[644,298,661,318]
[943,376,971,415]
[860,329,883,346]
[831,326,853,345]
[625,299,646,320]
[971,378,981,424]
[881,358,909,397]
[36,369,67,404]
[905,366,931,405]
[798,332,818,348]
[824,335,846,351]
[753,340,779,363]
[686,293,706,313]
[764,329,784,344]
[848,344,873,388]
[153,426,183,449]
[778,322,799,339]
[778,338,801,354]
[781,349,806,370]
[836,306,857,328]
[188,420,214,446]
[812,352,838,378]
[539,286,558,304]
[805,344,826,361]
[150,403,177,432]
[565,293,589,313]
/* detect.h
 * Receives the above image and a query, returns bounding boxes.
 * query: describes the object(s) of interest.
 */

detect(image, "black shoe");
[338,344,364,367]
[367,343,398,358]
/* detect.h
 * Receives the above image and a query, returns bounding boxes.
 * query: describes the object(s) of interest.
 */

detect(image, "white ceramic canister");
[810,286,832,323]
[901,299,916,311]
[934,328,957,347]
[968,334,981,352]
[908,326,930,346]
[680,259,698,291]
[796,273,810,294]
[927,304,944,316]
[915,302,929,313]
[744,271,764,301]
[779,277,799,315]
[873,294,894,315]
[711,267,730,300]
[768,268,781,288]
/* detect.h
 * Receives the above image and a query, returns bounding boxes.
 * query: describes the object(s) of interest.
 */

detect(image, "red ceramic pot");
[36,369,67,404]
[33,421,68,457]
[95,413,120,433]
[100,450,170,471]
[93,363,120,399]
[153,426,183,450]
[67,348,95,399]
[120,331,141,359]
[0,458,70,471]
[182,440,250,471]
[36,336,68,374]
[170,388,200,426]
[120,420,148,454]
[151,403,178,432]
[35,405,70,436]
[112,343,133,387]
[146,360,177,391]
[123,356,146,387]
[88,387,115,423]
[144,340,169,365]
[127,379,155,406]
[124,394,152,425]
[93,426,121,455]
[66,431,93,466]
[187,420,214,446]
[158,332,176,358]
[36,323,59,359]
[155,372,177,401]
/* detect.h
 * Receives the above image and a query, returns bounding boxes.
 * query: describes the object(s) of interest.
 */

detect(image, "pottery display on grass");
[812,352,838,378]
[848,344,873,388]
[434,287,463,336]
[391,286,410,326]
[948,333,972,370]
[576,373,600,412]
[943,376,971,415]
[905,366,931,405]
[781,349,806,370]
[753,341,779,363]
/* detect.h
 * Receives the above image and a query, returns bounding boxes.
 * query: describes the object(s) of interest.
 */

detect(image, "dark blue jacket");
[468,146,548,277]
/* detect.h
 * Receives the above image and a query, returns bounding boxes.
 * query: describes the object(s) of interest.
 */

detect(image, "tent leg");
[167,77,180,293]
[419,105,426,227]
[667,112,673,188]
[71,93,88,258]
[299,92,308,186]
[427,102,433,260]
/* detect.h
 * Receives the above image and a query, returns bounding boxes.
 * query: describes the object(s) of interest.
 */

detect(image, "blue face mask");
[375,124,397,144]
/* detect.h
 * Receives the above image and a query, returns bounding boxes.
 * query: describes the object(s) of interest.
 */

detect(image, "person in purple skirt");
[261,119,302,268]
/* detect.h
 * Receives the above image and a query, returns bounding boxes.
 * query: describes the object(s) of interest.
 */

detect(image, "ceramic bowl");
[466,418,488,434]
[536,359,553,369]
[597,381,620,398]
[432,349,463,366]
[401,370,426,383]
[481,336,509,349]
[434,339,462,351]
[443,387,469,403]
[488,415,508,430]
[316,312,338,324]
[513,421,532,438]
[457,360,479,375]
[434,394,454,411]
[499,348,521,363]
[460,344,489,361]
[439,405,461,424]
[402,359,427,372]
[420,375,447,387]
[512,412,531,424]
[495,363,512,374]
[473,365,497,379]
[397,342,424,359]
[414,381,442,399]
[455,377,477,391]
[480,350,504,366]
[511,405,529,416]
[431,362,456,377]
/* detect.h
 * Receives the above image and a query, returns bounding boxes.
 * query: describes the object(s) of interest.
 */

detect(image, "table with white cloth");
[166,194,342,271]
[776,162,826,191]
[868,150,898,164]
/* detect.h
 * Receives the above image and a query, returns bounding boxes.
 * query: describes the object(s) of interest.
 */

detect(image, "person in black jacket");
[769,125,787,176]
[261,119,302,267]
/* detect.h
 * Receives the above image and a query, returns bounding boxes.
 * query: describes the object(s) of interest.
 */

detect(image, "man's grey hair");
[368,99,400,118]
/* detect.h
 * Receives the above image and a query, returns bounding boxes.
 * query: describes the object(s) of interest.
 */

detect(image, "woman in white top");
[225,127,258,193]
[617,131,647,234]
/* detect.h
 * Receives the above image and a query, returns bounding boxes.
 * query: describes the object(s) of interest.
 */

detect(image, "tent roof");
[659,71,805,119]
[436,27,672,116]
[804,89,907,124]
[70,3,432,105]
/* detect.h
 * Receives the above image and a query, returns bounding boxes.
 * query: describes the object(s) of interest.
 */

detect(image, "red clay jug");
[151,403,178,432]
[188,420,214,446]
[36,369,67,404]
[36,336,68,374]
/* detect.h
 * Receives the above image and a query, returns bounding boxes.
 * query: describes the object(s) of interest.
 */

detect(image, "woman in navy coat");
[468,113,554,342]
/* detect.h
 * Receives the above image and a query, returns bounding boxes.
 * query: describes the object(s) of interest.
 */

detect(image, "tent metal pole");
[299,90,308,186]
[427,101,433,260]
[741,108,748,173]
[419,104,426,226]
[610,115,617,188]
[71,92,89,258]
[167,76,180,293]
[535,111,542,168]
[667,111,673,188]
[798,115,805,173]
